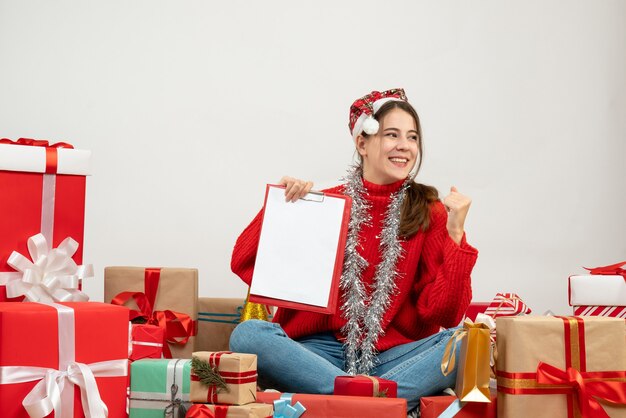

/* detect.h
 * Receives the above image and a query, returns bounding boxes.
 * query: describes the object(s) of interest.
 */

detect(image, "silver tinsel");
[339,166,411,375]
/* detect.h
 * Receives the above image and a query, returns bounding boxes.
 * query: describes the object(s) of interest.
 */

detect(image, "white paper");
[250,185,347,308]
[569,275,626,306]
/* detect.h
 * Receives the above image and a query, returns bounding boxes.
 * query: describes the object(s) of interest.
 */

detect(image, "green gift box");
[130,358,192,418]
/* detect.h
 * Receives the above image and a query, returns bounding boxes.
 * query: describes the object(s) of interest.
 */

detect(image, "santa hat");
[348,88,408,140]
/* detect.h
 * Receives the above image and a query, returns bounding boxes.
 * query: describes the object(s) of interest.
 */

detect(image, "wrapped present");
[190,351,257,405]
[573,305,626,318]
[197,297,245,352]
[130,323,165,361]
[420,391,497,418]
[105,266,198,358]
[484,293,531,317]
[0,301,129,417]
[256,391,407,418]
[129,358,191,417]
[333,375,397,398]
[496,316,626,417]
[442,319,493,403]
[464,302,490,322]
[186,403,273,418]
[0,138,91,302]
[569,262,626,306]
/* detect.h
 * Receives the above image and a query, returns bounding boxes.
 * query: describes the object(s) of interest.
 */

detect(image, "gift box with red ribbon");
[420,391,497,418]
[105,266,198,358]
[333,375,397,398]
[569,261,626,307]
[190,351,257,406]
[130,323,165,361]
[0,301,129,417]
[0,138,91,302]
[186,403,273,418]
[496,315,626,417]
[255,391,407,418]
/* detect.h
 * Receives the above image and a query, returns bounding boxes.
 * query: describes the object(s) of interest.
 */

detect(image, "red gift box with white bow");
[0,138,91,302]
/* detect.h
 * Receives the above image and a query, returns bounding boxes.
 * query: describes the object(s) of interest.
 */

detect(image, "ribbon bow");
[112,291,195,358]
[536,362,626,418]
[4,233,92,302]
[163,383,187,418]
[584,261,626,280]
[0,359,127,418]
[273,395,306,418]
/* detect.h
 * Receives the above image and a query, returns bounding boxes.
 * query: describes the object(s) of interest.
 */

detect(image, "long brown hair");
[360,100,439,237]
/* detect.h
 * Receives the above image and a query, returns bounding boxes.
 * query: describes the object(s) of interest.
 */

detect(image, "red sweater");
[231,179,478,351]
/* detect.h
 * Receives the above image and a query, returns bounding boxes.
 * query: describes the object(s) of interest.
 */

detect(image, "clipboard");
[249,184,352,314]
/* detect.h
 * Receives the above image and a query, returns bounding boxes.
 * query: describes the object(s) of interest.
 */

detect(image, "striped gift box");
[573,305,626,318]
[484,293,531,317]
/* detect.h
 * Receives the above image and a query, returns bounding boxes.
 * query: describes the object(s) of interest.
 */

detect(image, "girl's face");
[356,108,419,185]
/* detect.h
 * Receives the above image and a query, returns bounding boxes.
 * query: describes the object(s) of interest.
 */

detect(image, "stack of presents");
[0,138,625,417]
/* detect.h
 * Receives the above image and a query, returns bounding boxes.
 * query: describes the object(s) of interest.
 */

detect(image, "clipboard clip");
[300,190,325,203]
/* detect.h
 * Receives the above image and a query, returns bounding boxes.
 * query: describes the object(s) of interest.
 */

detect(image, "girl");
[229,88,478,411]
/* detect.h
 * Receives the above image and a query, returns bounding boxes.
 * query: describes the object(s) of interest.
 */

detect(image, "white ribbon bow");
[4,233,92,302]
[0,359,128,418]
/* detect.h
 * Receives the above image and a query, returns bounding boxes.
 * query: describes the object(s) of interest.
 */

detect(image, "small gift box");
[0,302,129,417]
[0,138,91,302]
[333,375,397,398]
[196,297,245,352]
[569,262,626,306]
[130,323,165,361]
[496,316,626,417]
[105,266,198,358]
[256,392,407,418]
[484,293,531,317]
[129,358,191,418]
[186,403,273,418]
[190,351,257,405]
[420,390,497,418]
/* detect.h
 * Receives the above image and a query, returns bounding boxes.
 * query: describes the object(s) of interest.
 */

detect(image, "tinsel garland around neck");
[339,166,411,375]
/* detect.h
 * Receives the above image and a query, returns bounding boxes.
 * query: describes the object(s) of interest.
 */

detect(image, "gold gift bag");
[442,319,492,403]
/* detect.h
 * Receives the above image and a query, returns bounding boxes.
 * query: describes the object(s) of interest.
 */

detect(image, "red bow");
[0,137,74,149]
[584,261,626,280]
[536,362,626,418]
[112,291,195,358]
[185,404,229,418]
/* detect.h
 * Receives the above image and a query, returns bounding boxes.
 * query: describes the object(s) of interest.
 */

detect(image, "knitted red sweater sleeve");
[414,201,478,328]
[230,208,264,286]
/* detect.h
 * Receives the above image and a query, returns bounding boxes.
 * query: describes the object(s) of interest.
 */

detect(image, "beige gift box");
[197,297,245,352]
[104,266,198,358]
[186,403,273,418]
[191,351,257,406]
[496,316,626,417]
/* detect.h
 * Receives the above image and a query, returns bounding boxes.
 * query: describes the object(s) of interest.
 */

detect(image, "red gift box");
[420,391,497,418]
[0,302,129,417]
[256,391,407,418]
[0,138,91,302]
[130,323,165,361]
[333,375,397,398]
[464,302,490,322]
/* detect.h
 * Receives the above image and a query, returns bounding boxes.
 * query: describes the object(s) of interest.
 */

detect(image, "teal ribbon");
[273,393,306,418]
[438,399,464,418]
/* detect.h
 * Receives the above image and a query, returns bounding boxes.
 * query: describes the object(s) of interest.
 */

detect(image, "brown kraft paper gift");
[104,266,198,358]
[191,351,257,406]
[197,297,245,352]
[496,316,626,417]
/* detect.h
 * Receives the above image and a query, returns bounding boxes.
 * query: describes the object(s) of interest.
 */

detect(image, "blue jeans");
[229,320,459,411]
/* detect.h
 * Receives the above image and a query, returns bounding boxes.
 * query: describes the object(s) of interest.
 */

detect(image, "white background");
[1,1,624,315]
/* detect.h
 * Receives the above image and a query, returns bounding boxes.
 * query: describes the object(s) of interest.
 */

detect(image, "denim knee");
[229,319,275,353]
